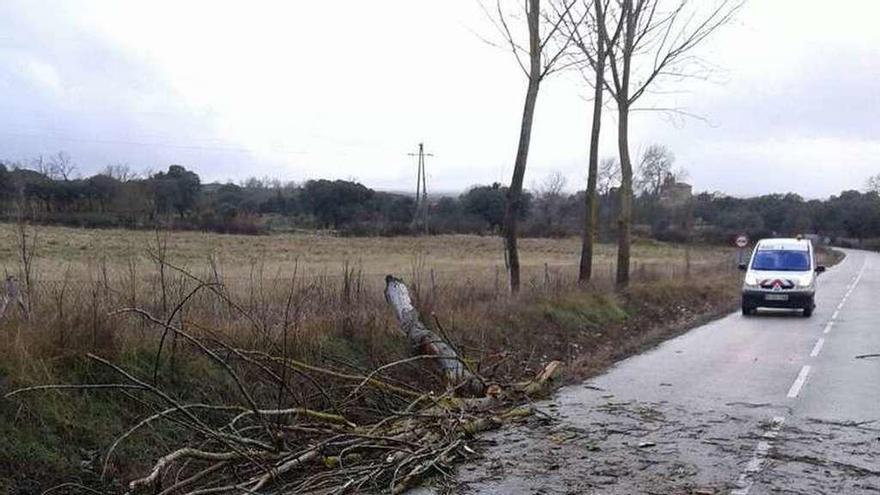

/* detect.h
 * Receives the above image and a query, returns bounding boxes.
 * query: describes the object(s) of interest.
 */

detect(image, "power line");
[0,129,311,155]
[0,128,413,157]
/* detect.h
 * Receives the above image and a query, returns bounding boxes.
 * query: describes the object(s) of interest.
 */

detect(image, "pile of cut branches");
[6,275,562,494]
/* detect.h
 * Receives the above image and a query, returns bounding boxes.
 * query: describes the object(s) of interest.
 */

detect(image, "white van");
[739,238,826,317]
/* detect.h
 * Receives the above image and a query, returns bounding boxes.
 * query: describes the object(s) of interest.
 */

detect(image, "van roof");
[756,238,811,251]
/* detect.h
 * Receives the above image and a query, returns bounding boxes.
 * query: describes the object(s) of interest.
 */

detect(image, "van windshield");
[751,249,811,271]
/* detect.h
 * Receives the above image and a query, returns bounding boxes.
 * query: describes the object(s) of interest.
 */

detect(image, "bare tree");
[635,144,675,196]
[597,156,621,195]
[867,173,880,194]
[484,0,577,292]
[599,0,741,287]
[47,151,77,180]
[242,176,267,189]
[30,155,49,177]
[538,170,568,197]
[103,163,138,182]
[533,171,568,231]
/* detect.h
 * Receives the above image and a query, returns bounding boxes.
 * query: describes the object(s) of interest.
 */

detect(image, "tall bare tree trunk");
[616,99,633,287]
[613,0,635,289]
[578,1,606,284]
[504,0,542,293]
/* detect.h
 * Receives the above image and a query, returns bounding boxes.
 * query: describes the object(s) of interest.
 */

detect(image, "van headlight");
[743,275,760,289]
[796,276,813,288]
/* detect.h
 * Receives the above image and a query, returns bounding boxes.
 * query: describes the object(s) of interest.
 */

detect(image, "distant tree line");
[1,154,879,244]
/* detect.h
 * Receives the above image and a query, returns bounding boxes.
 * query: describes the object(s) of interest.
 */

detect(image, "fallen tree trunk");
[384,275,485,396]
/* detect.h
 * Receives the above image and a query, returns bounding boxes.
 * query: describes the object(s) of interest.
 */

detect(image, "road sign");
[735,234,749,248]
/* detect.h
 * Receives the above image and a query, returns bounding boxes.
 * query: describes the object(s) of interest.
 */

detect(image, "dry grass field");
[0,224,734,289]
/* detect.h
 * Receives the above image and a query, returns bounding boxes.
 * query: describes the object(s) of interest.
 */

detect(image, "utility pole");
[408,142,433,234]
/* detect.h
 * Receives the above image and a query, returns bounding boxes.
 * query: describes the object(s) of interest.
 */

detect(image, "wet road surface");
[436,249,880,494]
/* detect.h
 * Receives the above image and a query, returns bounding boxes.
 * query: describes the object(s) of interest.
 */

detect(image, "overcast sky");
[0,0,877,198]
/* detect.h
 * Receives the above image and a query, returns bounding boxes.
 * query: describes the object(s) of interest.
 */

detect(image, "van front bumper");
[742,289,815,309]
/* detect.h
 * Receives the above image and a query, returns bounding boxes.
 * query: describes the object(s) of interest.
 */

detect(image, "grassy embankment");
[0,224,743,492]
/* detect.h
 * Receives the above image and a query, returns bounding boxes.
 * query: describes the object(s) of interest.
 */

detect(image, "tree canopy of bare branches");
[597,0,742,287]
[103,163,139,182]
[867,173,880,194]
[635,143,675,196]
[47,151,77,181]
[597,157,621,195]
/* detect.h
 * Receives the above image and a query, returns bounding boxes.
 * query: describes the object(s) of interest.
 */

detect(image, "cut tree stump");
[517,360,564,399]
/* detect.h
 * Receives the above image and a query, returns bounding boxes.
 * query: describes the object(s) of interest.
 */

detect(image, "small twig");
[4,383,145,399]
[41,483,106,495]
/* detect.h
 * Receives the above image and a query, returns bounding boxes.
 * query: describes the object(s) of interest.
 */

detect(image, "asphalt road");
[440,248,880,494]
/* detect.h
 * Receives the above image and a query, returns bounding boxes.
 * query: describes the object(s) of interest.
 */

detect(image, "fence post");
[685,245,692,279]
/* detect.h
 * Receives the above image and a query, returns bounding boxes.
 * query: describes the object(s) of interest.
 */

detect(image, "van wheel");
[742,305,753,316]
[803,306,813,317]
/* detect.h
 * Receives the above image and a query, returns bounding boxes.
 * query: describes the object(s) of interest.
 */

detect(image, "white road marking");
[787,365,811,398]
[731,416,786,495]
[823,321,834,334]
[810,338,825,358]
[831,259,867,321]
[852,259,867,286]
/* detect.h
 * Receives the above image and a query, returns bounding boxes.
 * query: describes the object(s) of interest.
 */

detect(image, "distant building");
[658,177,693,208]
[656,177,694,237]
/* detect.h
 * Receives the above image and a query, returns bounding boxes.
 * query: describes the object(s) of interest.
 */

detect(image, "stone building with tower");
[654,176,694,240]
